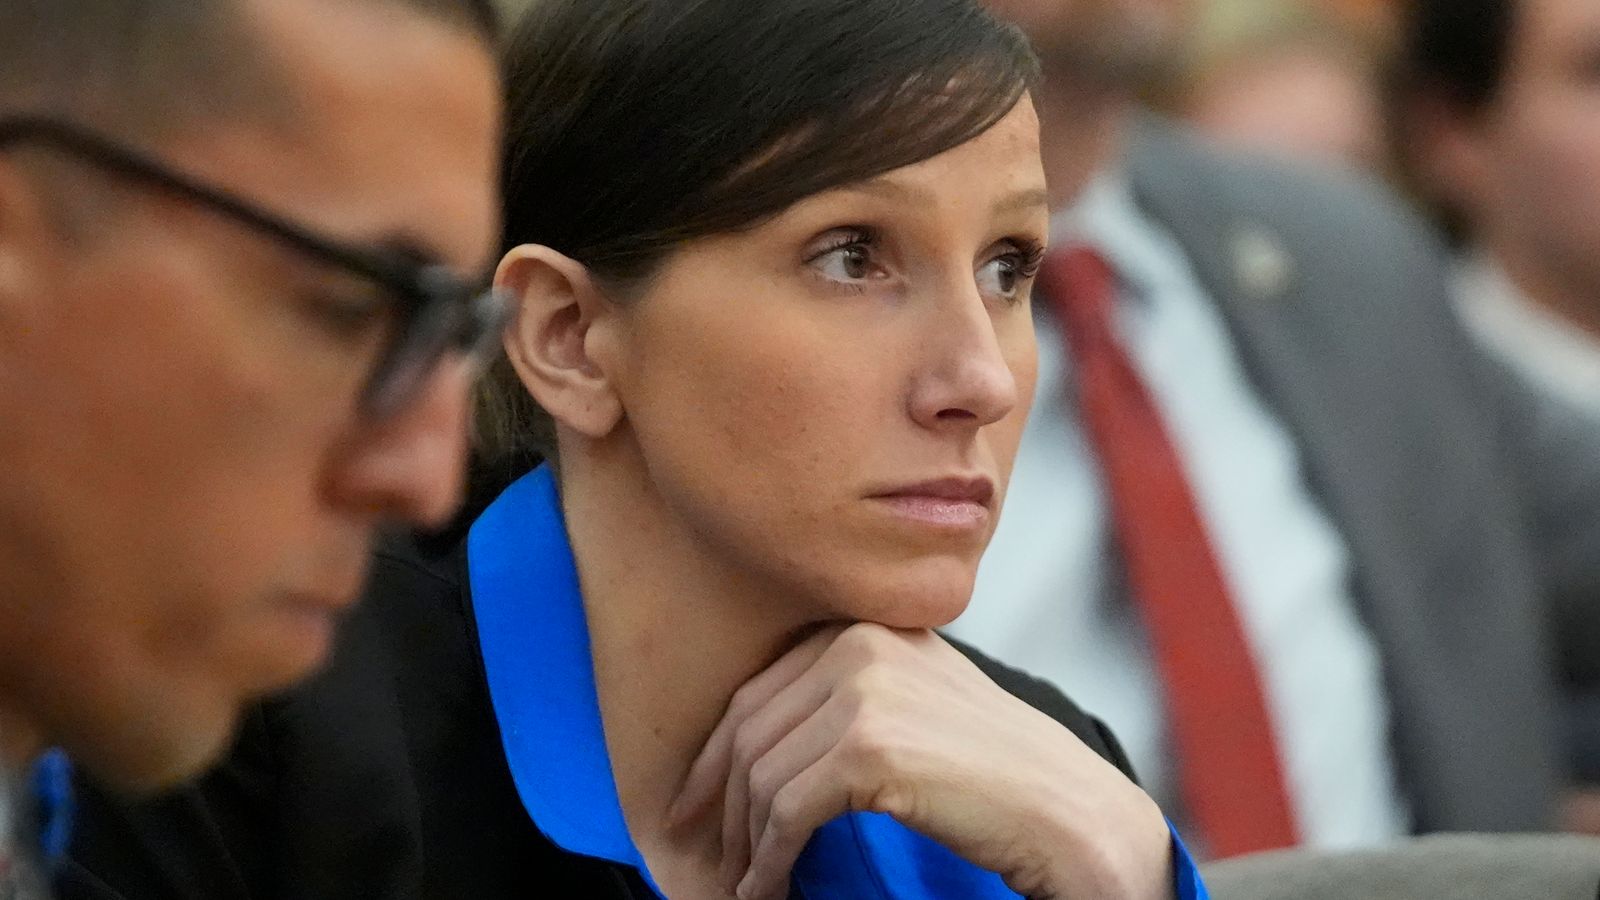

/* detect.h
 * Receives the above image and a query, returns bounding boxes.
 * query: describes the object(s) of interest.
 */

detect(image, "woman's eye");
[808,228,888,288]
[977,255,1023,301]
[977,242,1044,303]
[813,244,875,282]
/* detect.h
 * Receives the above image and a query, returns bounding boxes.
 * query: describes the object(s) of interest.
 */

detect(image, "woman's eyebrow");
[838,176,932,207]
[991,187,1050,218]
[832,179,1050,219]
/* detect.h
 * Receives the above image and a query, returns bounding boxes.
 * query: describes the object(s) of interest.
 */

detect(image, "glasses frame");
[0,114,511,419]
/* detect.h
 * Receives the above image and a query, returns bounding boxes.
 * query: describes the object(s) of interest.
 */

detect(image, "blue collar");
[467,465,1025,899]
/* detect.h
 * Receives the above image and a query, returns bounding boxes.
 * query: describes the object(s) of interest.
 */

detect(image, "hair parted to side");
[477,0,1039,470]
[0,0,498,130]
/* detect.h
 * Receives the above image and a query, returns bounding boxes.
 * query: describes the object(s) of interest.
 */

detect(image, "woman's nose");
[906,285,1020,431]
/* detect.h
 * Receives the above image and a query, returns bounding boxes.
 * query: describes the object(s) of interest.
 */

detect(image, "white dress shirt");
[1454,253,1600,418]
[949,174,1410,852]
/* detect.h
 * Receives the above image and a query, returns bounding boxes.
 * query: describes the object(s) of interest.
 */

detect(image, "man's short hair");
[1386,0,1517,242]
[1397,0,1516,114]
[0,0,497,130]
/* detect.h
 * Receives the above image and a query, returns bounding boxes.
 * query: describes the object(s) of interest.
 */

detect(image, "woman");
[469,0,1203,897]
[61,1,1207,898]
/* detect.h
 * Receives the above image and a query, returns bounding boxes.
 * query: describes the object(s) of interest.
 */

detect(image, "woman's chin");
[833,558,979,630]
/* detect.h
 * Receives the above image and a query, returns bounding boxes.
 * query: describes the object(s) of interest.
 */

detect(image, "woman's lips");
[869,476,995,530]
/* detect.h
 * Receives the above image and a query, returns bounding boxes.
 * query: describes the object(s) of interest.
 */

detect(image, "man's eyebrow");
[377,233,499,282]
[376,234,449,268]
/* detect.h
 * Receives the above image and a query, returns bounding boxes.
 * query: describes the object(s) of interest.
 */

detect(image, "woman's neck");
[558,451,818,877]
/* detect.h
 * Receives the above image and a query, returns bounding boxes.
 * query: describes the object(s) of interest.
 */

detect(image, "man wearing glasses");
[0,0,505,894]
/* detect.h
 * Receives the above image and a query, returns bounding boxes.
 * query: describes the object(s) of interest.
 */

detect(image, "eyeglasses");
[0,115,513,420]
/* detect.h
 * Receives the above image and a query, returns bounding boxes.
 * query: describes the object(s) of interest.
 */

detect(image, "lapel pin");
[1231,226,1294,301]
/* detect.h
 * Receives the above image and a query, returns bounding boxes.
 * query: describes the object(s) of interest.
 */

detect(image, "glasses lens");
[360,272,512,420]
[460,286,515,364]
[362,302,453,419]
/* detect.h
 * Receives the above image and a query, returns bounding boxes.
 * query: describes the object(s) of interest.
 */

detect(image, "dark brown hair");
[479,0,1038,469]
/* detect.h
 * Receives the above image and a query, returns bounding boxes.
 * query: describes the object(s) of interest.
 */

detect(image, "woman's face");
[605,98,1047,628]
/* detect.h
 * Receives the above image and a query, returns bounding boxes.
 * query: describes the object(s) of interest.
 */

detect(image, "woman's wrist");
[1023,762,1176,900]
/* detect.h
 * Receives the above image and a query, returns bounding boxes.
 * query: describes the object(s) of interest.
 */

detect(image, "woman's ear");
[495,244,625,440]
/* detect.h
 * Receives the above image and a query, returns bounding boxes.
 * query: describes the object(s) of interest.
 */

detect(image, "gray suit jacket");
[1124,117,1600,832]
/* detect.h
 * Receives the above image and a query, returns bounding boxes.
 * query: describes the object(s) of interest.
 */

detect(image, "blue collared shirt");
[469,466,1209,899]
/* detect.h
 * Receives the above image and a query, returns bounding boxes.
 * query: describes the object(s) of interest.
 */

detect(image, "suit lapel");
[1121,118,1391,590]
[1123,119,1478,635]
[1121,117,1559,829]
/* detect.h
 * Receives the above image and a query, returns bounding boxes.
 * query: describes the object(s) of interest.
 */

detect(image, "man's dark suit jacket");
[57,528,1139,900]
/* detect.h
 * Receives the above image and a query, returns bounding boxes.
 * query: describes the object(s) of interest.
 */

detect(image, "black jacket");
[60,533,1137,900]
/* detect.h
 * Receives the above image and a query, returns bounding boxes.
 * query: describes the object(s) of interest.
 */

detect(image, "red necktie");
[1042,245,1300,857]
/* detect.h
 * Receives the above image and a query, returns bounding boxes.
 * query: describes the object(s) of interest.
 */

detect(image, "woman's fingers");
[696,624,1173,900]
[705,625,942,893]
[736,745,866,900]
[713,664,836,889]
[669,628,837,826]
[738,690,857,879]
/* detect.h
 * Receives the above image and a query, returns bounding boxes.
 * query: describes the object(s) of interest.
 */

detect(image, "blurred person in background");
[1175,1,1393,172]
[1392,0,1600,831]
[959,0,1600,859]
[0,0,503,894]
[1394,0,1600,419]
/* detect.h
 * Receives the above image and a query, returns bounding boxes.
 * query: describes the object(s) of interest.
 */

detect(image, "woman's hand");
[667,623,1175,900]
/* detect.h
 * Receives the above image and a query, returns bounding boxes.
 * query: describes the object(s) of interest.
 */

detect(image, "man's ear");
[495,244,625,440]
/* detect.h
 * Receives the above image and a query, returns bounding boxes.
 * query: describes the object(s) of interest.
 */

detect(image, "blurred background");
[1156,0,1397,172]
